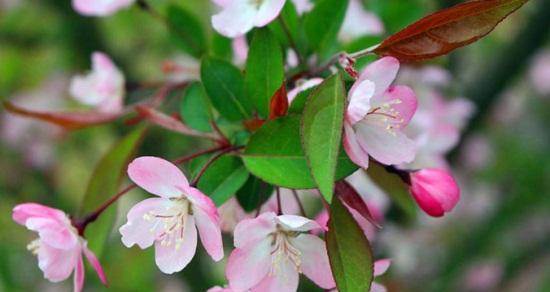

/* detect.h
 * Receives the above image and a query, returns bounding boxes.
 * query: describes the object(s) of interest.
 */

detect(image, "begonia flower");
[12,203,107,292]
[72,0,135,17]
[409,168,460,217]
[343,57,418,169]
[212,0,286,38]
[70,52,125,113]
[119,156,223,274]
[226,212,334,292]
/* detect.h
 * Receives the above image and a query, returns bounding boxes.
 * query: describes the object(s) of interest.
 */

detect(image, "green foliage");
[304,0,349,57]
[196,154,250,206]
[80,127,146,257]
[301,74,346,201]
[242,115,357,189]
[236,176,274,212]
[268,1,303,53]
[180,82,213,133]
[211,32,233,61]
[201,57,251,121]
[245,28,284,117]
[166,5,207,58]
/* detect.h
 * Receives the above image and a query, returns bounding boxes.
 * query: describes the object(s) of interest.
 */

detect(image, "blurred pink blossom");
[529,51,550,96]
[162,55,200,84]
[12,203,107,292]
[291,0,313,15]
[409,168,460,217]
[339,0,384,42]
[72,0,134,16]
[463,261,503,291]
[119,157,223,274]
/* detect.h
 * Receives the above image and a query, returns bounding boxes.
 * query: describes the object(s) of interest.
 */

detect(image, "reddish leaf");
[335,181,381,228]
[268,84,289,120]
[374,0,529,62]
[3,101,120,130]
[242,117,265,132]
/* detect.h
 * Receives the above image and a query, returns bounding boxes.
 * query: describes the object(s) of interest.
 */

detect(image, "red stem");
[190,146,244,186]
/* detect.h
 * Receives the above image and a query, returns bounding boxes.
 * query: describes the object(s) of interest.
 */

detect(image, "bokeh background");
[1,0,549,291]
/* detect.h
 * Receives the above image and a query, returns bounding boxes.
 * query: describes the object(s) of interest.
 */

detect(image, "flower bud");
[409,168,460,217]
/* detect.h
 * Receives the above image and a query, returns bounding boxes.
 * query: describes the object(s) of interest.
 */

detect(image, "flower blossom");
[409,168,460,217]
[339,0,384,42]
[70,52,125,113]
[226,212,335,291]
[371,259,391,292]
[12,203,107,292]
[72,0,135,16]
[343,57,418,169]
[119,157,223,274]
[212,0,286,38]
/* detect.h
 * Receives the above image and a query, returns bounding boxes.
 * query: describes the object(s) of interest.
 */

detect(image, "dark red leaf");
[335,181,381,228]
[374,0,529,62]
[268,84,289,120]
[3,101,121,130]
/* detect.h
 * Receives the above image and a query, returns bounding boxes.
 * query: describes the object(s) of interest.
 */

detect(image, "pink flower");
[409,168,460,217]
[226,212,335,292]
[339,0,384,42]
[208,286,235,292]
[343,57,418,169]
[287,78,323,103]
[291,0,313,15]
[72,0,134,16]
[69,52,125,113]
[232,36,249,65]
[529,51,550,96]
[371,259,391,292]
[12,203,107,292]
[212,0,286,38]
[119,156,224,274]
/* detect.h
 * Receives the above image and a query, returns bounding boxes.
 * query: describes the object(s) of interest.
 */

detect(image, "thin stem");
[255,182,267,217]
[210,120,230,147]
[291,189,306,217]
[347,43,380,60]
[278,16,305,67]
[190,145,245,186]
[276,187,282,215]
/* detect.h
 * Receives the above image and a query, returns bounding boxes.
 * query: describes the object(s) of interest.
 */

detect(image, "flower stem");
[291,189,306,217]
[276,187,282,215]
[190,145,245,186]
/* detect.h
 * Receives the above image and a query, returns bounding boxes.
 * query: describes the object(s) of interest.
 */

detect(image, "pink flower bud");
[409,168,460,217]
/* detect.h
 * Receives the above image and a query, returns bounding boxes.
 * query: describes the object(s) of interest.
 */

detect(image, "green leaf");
[196,155,250,206]
[327,197,374,292]
[80,127,146,257]
[242,115,357,189]
[268,1,303,52]
[304,0,349,57]
[211,32,233,61]
[245,28,284,118]
[166,5,207,58]
[301,74,345,201]
[180,82,213,132]
[236,176,274,212]
[201,57,251,121]
[288,88,314,114]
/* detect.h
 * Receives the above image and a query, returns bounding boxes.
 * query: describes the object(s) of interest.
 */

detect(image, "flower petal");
[359,57,400,97]
[72,0,134,16]
[127,156,189,198]
[370,282,387,292]
[292,234,335,289]
[374,259,391,276]
[37,243,79,282]
[233,212,277,248]
[250,257,300,292]
[73,253,84,292]
[119,198,171,249]
[254,0,286,27]
[226,238,272,291]
[375,85,417,127]
[83,245,108,286]
[25,217,78,250]
[12,203,67,225]
[185,187,219,222]
[193,207,224,262]
[276,215,321,232]
[154,216,197,274]
[347,79,375,125]
[343,122,370,168]
[212,1,257,38]
[355,120,416,165]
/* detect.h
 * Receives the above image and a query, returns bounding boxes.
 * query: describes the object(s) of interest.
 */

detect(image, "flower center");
[143,198,191,251]
[365,99,404,135]
[270,227,302,276]
[27,239,40,255]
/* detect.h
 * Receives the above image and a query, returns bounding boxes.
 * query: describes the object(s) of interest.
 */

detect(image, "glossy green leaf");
[201,57,251,121]
[211,32,233,61]
[242,115,357,189]
[80,127,146,257]
[288,88,314,114]
[327,197,374,292]
[268,1,303,52]
[236,176,274,212]
[166,5,207,58]
[304,0,349,56]
[301,74,345,201]
[245,28,284,117]
[196,155,250,206]
[180,82,213,132]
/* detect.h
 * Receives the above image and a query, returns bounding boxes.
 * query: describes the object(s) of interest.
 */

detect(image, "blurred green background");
[1,0,549,291]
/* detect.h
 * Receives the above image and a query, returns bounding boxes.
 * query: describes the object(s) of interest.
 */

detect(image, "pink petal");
[119,198,170,249]
[83,245,108,286]
[359,57,400,97]
[212,1,257,38]
[12,203,67,225]
[347,79,375,125]
[37,243,79,282]
[409,182,446,217]
[72,0,134,16]
[376,85,417,127]
[73,253,85,292]
[253,0,286,27]
[193,207,224,262]
[154,216,197,274]
[251,257,300,292]
[292,234,335,289]
[370,282,387,292]
[25,217,78,250]
[185,187,219,222]
[276,215,321,232]
[226,239,272,291]
[233,212,276,248]
[343,122,370,169]
[411,169,460,213]
[374,259,391,276]
[355,120,416,165]
[127,156,189,198]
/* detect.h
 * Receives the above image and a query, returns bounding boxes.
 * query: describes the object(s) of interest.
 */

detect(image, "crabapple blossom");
[343,57,418,169]
[12,203,107,292]
[119,157,223,274]
[212,0,286,38]
[72,0,135,17]
[291,0,313,15]
[339,0,384,42]
[371,259,391,292]
[226,212,335,292]
[409,168,460,217]
[69,52,125,113]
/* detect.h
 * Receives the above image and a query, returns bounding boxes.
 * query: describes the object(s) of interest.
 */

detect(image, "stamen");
[26,239,40,255]
[270,228,303,278]
[144,198,191,250]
